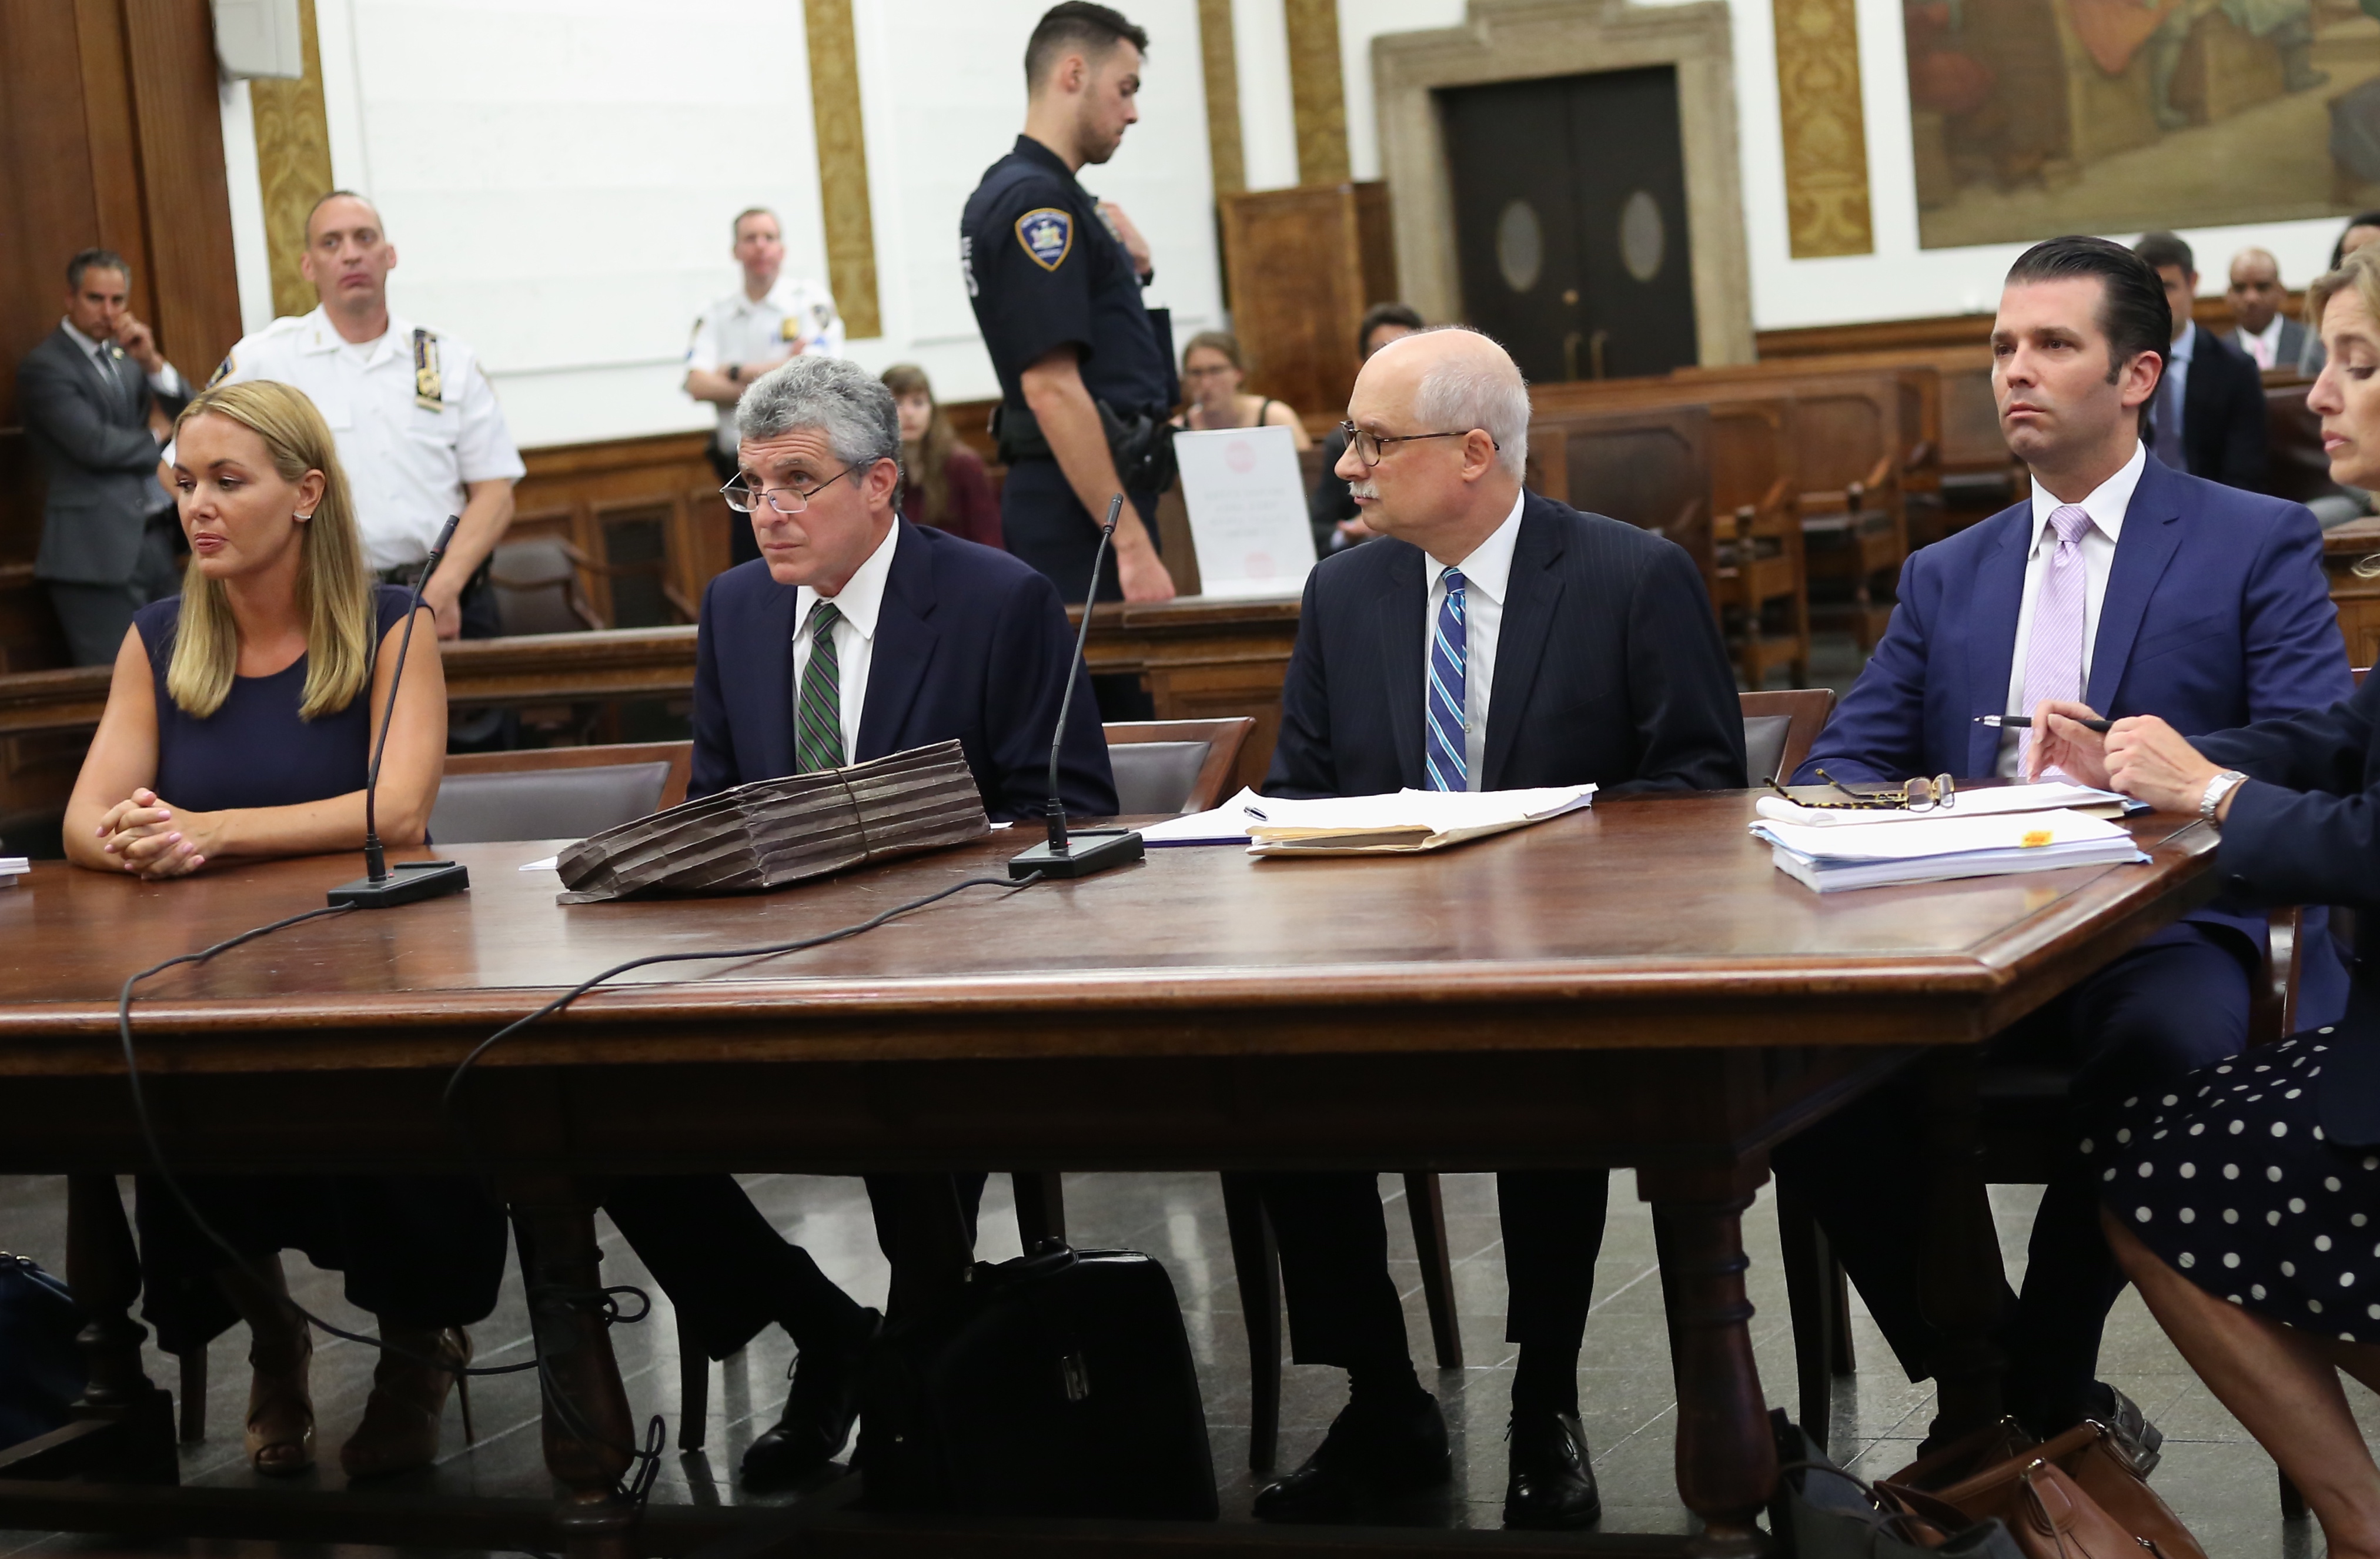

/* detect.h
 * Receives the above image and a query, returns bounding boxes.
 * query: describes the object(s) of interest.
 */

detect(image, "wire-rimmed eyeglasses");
[720,461,867,516]
[1767,769,1958,812]
[1335,421,1500,469]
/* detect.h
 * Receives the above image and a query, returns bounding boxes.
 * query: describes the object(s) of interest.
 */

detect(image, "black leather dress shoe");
[1251,1391,1450,1524]
[1502,1409,1600,1530]
[740,1309,881,1491]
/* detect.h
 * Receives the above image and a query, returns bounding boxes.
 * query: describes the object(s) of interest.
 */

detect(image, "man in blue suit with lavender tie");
[1774,236,2352,1469]
[1252,329,1746,1528]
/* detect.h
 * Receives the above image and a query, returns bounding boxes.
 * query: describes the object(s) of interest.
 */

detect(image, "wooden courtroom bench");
[1523,401,1715,593]
[1533,380,1809,688]
[2325,517,2380,669]
[1670,364,1916,650]
[0,597,1303,805]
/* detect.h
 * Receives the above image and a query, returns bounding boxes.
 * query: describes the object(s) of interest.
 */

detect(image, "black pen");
[1974,714,2113,732]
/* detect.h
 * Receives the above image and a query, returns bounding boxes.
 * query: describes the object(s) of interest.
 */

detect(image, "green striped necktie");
[794,599,845,774]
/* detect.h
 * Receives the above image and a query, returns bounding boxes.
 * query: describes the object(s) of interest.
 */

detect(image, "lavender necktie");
[2020,504,2093,770]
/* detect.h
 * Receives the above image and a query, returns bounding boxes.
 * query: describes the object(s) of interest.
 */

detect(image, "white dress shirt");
[791,518,901,763]
[1996,441,2144,775]
[1422,490,1526,790]
[2238,315,2286,371]
[202,306,525,572]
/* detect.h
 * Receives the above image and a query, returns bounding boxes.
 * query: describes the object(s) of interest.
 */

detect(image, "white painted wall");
[215,0,2350,446]
[220,0,1225,449]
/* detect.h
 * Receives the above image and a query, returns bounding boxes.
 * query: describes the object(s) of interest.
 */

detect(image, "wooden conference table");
[0,792,2222,1557]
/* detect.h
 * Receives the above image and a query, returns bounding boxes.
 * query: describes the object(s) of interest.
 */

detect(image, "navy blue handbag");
[0,1253,86,1450]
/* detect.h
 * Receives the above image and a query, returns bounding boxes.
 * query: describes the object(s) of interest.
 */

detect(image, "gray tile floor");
[2,1166,2369,1555]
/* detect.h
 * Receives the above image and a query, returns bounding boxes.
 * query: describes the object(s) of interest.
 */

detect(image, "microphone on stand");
[1010,494,1145,881]
[329,514,472,908]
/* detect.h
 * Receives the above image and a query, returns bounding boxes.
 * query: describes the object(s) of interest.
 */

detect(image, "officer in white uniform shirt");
[205,190,523,642]
[683,206,842,566]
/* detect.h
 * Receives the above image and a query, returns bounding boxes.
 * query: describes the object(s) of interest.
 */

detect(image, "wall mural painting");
[1907,0,2380,246]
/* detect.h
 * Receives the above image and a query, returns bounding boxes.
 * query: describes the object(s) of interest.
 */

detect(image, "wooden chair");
[1739,687,1837,788]
[1102,718,1255,815]
[173,740,698,1444]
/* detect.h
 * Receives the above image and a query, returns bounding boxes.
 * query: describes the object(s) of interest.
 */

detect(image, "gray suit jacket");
[2225,317,2323,376]
[18,325,189,586]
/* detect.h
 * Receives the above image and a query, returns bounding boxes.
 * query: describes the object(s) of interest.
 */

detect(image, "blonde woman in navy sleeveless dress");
[63,379,502,1481]
[2031,242,2380,1554]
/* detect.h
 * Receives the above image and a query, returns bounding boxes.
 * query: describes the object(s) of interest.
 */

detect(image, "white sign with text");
[1172,424,1319,599]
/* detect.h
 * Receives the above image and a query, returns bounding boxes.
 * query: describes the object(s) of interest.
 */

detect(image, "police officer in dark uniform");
[962,3,1177,713]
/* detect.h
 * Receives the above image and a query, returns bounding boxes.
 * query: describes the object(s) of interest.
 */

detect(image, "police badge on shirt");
[1015,208,1073,272]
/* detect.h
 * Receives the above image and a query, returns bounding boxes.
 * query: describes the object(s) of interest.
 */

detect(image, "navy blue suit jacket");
[688,519,1117,821]
[2200,674,2380,1142]
[1799,453,2352,1016]
[1265,491,1747,798]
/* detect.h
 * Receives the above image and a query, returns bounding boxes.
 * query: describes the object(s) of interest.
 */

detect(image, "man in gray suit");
[2224,246,2322,376]
[19,249,193,665]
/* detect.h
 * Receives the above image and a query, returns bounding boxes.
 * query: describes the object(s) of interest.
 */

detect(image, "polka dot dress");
[2092,1031,2380,1341]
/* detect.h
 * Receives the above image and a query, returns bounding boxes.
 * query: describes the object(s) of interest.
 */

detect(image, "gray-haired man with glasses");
[1251,327,1744,1531]
[601,353,1118,1491]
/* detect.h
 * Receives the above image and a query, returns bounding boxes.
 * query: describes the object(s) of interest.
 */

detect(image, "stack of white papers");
[1752,808,2147,892]
[1754,781,2137,828]
[0,857,28,889]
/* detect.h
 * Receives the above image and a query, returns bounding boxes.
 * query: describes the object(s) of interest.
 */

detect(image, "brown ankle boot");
[340,1323,473,1480]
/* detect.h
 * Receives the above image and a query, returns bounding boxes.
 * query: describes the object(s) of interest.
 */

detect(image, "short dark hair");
[2132,230,2195,280]
[2334,211,2380,270]
[66,249,129,290]
[305,189,382,242]
[2004,236,2171,425]
[1025,2,1148,89]
[732,206,778,240]
[1358,302,1426,358]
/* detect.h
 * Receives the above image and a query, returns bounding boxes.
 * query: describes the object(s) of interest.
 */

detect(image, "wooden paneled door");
[0,0,243,848]
[1440,66,1699,386]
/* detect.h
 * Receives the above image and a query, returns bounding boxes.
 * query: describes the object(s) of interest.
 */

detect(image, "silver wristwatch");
[2200,770,2248,822]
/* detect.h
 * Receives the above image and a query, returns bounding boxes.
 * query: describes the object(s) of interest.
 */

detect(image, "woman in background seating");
[65,379,500,1481]
[1174,330,1311,448]
[2033,242,2380,1557]
[882,362,1001,548]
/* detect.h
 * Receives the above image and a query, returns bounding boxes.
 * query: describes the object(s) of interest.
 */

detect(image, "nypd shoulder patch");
[206,353,234,389]
[1015,208,1074,272]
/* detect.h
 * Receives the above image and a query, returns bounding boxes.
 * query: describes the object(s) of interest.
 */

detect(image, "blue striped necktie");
[1424,566,1468,792]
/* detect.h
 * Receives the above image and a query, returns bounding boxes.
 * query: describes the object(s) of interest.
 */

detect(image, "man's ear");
[867,457,904,506]
[1462,428,1500,482]
[2120,350,2163,413]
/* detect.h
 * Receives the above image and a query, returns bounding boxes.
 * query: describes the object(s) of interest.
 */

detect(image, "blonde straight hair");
[166,382,376,721]
[2306,248,2380,580]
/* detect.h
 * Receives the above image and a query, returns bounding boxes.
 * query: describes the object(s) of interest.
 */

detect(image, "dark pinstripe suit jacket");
[1263,490,1747,798]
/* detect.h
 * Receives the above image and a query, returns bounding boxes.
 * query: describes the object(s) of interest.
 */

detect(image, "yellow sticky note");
[2021,828,2054,848]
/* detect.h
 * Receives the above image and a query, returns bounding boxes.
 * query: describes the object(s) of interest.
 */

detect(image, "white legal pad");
[1751,808,2148,893]
[0,856,27,889]
[1753,780,2136,829]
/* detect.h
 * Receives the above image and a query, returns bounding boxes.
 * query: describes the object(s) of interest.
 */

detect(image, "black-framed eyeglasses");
[1767,769,1958,812]
[721,461,869,515]
[1336,421,1500,469]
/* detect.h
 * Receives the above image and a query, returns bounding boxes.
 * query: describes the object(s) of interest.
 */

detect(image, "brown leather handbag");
[1879,1419,2205,1559]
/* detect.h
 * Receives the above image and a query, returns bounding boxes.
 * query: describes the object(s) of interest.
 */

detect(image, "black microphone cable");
[111,867,1048,1501]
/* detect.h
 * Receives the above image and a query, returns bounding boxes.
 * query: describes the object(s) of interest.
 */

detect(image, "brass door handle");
[1589,328,1610,381]
[1562,331,1583,382]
